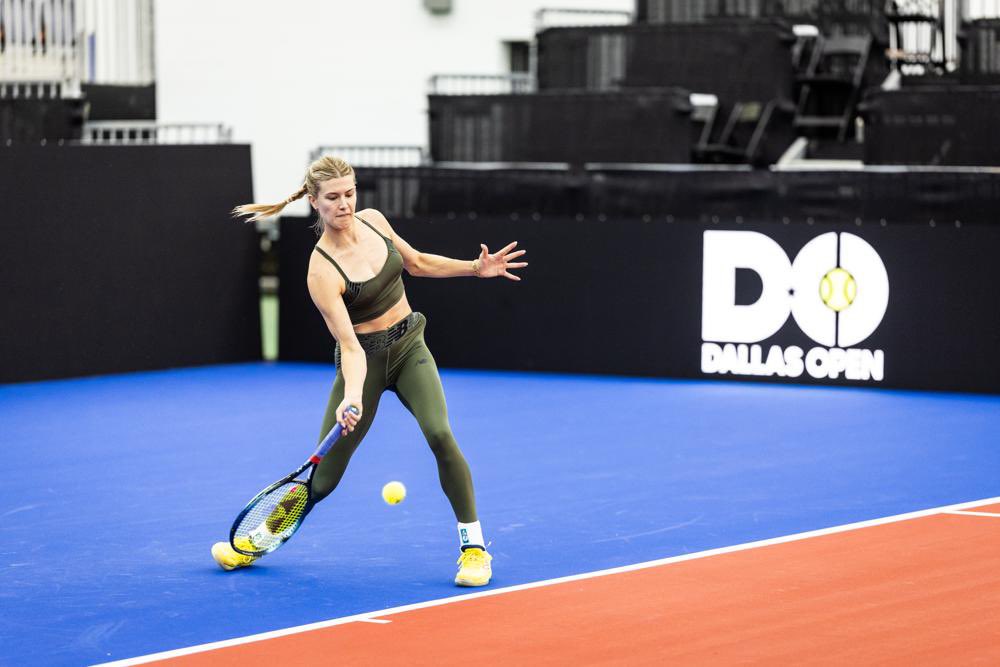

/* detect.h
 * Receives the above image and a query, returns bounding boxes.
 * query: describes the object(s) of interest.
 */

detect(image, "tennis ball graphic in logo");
[703,231,889,348]
[819,267,857,312]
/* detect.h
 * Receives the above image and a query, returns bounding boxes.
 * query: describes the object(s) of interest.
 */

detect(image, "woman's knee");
[425,427,471,469]
[423,424,456,453]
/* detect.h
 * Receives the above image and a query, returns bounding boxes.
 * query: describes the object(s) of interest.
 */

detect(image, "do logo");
[702,231,889,348]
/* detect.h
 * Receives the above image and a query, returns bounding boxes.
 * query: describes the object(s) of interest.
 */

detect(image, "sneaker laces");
[457,548,491,567]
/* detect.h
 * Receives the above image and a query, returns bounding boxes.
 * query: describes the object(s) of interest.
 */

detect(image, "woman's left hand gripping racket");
[229,406,359,557]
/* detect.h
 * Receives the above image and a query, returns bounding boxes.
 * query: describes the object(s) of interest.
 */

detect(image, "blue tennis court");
[2,363,998,666]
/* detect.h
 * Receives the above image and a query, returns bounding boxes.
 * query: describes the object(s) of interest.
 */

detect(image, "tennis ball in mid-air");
[819,267,857,312]
[381,481,406,505]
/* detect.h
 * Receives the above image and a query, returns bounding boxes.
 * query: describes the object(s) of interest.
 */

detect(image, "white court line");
[356,618,392,624]
[92,495,1000,667]
[945,510,1000,518]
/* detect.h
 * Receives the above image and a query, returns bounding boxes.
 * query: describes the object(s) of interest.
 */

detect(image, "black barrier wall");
[81,84,157,121]
[1,97,84,144]
[962,20,1000,83]
[861,86,1000,166]
[637,0,885,37]
[537,21,795,103]
[281,167,1000,394]
[0,145,261,383]
[428,89,692,163]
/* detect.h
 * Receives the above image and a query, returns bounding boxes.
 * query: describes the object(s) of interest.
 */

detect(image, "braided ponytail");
[231,155,356,224]
[231,184,308,223]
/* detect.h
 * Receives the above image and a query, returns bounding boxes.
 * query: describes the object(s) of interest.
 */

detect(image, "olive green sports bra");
[313,216,405,324]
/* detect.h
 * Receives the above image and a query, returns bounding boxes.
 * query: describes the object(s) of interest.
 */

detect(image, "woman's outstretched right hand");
[336,399,363,436]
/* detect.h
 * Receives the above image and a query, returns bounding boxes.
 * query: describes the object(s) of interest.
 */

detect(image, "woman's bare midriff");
[353,293,413,334]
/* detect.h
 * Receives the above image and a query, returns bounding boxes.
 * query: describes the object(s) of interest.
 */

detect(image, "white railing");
[0,0,78,84]
[884,0,975,73]
[0,0,153,89]
[310,145,428,167]
[80,122,233,145]
[0,79,64,98]
[534,7,633,31]
[428,73,535,95]
[887,0,950,72]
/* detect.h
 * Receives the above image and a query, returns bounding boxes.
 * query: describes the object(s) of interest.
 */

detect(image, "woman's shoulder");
[307,246,347,289]
[357,208,393,235]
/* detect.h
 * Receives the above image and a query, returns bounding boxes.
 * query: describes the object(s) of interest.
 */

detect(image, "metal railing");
[0,80,66,98]
[310,145,428,167]
[887,0,949,73]
[0,0,154,88]
[534,7,633,31]
[79,122,233,145]
[0,0,78,84]
[428,73,535,95]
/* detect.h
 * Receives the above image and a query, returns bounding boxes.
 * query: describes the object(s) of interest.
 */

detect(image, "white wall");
[154,0,632,213]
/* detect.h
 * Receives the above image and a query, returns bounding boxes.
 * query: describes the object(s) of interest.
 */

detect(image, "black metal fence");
[352,164,1000,224]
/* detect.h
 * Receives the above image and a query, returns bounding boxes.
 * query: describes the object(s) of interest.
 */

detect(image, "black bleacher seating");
[693,99,796,165]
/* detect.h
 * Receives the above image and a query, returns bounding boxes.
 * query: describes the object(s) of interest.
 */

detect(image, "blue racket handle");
[310,406,359,461]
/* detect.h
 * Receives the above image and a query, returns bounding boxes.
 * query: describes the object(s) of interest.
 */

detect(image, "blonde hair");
[231,155,356,223]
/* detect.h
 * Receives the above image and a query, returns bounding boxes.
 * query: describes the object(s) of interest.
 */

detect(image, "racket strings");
[233,482,309,552]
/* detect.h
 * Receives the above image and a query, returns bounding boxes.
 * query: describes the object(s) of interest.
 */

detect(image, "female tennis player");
[211,156,526,586]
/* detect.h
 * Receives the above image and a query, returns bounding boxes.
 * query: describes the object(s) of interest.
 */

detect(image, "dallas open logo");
[701,231,889,381]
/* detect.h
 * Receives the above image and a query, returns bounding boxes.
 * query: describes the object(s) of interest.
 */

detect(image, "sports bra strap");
[355,214,391,242]
[313,246,352,284]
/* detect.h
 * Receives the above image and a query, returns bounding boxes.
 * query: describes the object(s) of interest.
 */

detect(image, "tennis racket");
[229,406,359,557]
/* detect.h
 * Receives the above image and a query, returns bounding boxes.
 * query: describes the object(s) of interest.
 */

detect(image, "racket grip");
[311,405,360,460]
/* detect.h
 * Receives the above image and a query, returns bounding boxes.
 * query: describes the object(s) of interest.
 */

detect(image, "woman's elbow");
[406,254,426,277]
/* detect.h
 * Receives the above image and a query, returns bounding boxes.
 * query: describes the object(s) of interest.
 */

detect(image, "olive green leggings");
[310,313,477,523]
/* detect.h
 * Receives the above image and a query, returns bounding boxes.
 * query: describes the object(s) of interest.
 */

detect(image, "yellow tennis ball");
[819,267,857,312]
[381,481,406,505]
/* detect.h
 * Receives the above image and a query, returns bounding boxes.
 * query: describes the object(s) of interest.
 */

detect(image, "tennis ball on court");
[819,267,857,312]
[382,481,406,505]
